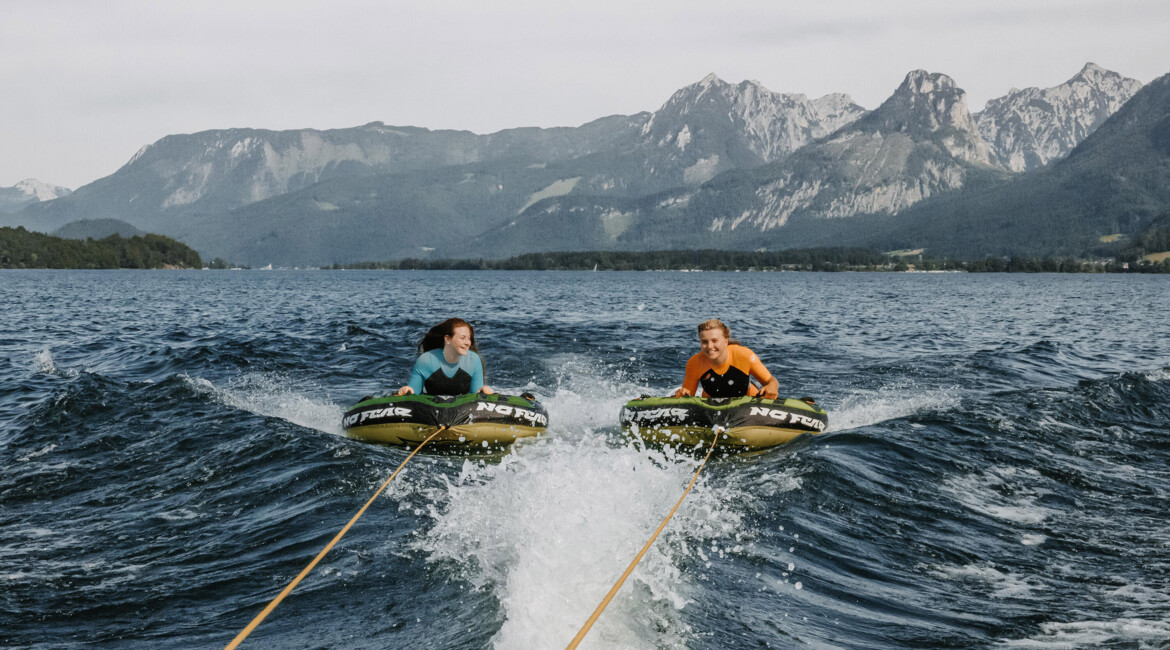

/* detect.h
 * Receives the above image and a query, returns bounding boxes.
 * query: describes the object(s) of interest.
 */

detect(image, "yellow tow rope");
[566,428,723,649]
[225,426,447,649]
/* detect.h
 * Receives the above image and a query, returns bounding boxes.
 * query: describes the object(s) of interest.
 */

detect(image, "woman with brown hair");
[397,318,494,396]
[674,319,779,399]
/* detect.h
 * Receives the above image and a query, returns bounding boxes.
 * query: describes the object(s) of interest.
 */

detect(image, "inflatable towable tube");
[621,395,828,450]
[342,393,549,450]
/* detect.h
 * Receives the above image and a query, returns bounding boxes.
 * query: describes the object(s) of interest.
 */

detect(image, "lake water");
[2,270,1169,648]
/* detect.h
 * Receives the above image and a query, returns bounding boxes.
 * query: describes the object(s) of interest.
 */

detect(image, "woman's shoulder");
[729,344,759,361]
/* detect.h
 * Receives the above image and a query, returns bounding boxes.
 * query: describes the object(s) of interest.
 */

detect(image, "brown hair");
[418,318,479,355]
[697,319,741,346]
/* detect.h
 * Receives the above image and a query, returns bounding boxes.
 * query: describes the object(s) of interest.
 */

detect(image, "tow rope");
[566,427,722,649]
[225,426,447,649]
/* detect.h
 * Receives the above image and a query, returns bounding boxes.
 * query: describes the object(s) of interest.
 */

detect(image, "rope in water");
[565,427,723,649]
[225,426,447,650]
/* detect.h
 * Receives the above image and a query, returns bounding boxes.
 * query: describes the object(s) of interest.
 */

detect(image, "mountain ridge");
[463,68,1010,257]
[974,62,1143,171]
[4,63,1152,265]
[0,179,72,213]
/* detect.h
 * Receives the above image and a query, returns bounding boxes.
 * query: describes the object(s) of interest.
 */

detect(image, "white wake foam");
[829,385,961,432]
[414,432,745,648]
[941,467,1056,525]
[32,349,78,377]
[928,563,1047,600]
[1000,617,1170,648]
[531,353,655,432]
[183,373,345,436]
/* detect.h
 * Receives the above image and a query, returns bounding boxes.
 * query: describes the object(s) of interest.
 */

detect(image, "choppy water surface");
[2,270,1168,649]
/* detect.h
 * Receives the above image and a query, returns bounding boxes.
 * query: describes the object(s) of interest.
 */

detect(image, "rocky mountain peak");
[812,93,868,134]
[862,70,977,134]
[901,69,958,95]
[639,74,867,180]
[975,63,1143,171]
[656,73,734,112]
[1074,62,1107,80]
[14,179,71,201]
[0,179,72,212]
[699,72,724,88]
[848,70,992,166]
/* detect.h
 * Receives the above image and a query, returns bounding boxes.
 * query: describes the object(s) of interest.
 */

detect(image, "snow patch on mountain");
[684,155,720,184]
[15,179,71,202]
[0,179,72,212]
[518,177,581,214]
[600,209,634,240]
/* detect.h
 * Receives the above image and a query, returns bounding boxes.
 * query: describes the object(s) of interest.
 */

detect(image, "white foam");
[1,570,42,582]
[1106,583,1170,607]
[1146,367,1170,382]
[740,468,804,499]
[32,349,77,377]
[829,385,961,432]
[1000,617,1170,647]
[183,373,345,436]
[929,563,1046,600]
[413,433,745,649]
[34,349,56,373]
[942,467,1056,525]
[536,353,654,432]
[158,508,201,521]
[16,443,57,462]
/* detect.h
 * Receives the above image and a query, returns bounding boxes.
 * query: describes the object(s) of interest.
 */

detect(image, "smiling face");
[445,325,473,356]
[698,327,729,366]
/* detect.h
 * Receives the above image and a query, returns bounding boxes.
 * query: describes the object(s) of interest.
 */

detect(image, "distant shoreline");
[4,232,1167,273]
[325,248,1170,274]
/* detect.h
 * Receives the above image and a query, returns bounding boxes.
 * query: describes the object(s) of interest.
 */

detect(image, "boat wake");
[407,359,759,648]
[182,372,345,437]
[828,384,962,432]
[415,432,748,648]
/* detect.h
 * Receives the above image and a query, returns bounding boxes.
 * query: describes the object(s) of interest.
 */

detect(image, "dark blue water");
[2,270,1169,649]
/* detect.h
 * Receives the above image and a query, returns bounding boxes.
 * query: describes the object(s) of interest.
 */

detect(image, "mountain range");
[834,70,1170,258]
[4,63,1160,265]
[0,179,71,213]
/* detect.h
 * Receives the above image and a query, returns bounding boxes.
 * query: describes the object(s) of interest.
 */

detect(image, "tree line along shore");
[0,226,201,269]
[3,226,1168,273]
[333,248,1170,273]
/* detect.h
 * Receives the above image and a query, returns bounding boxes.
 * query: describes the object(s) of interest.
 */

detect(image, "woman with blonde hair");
[674,319,779,399]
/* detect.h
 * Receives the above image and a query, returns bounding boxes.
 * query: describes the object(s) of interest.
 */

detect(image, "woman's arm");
[673,355,702,397]
[468,352,489,394]
[748,352,779,399]
[396,354,432,395]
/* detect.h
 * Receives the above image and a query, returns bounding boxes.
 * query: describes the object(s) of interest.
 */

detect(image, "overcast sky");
[3,0,1168,189]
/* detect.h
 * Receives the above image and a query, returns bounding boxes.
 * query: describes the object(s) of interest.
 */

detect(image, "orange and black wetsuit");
[681,345,775,398]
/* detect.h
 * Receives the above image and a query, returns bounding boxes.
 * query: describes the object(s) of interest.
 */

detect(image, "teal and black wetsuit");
[406,349,485,395]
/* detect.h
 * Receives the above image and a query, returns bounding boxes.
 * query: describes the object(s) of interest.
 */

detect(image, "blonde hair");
[697,319,741,346]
